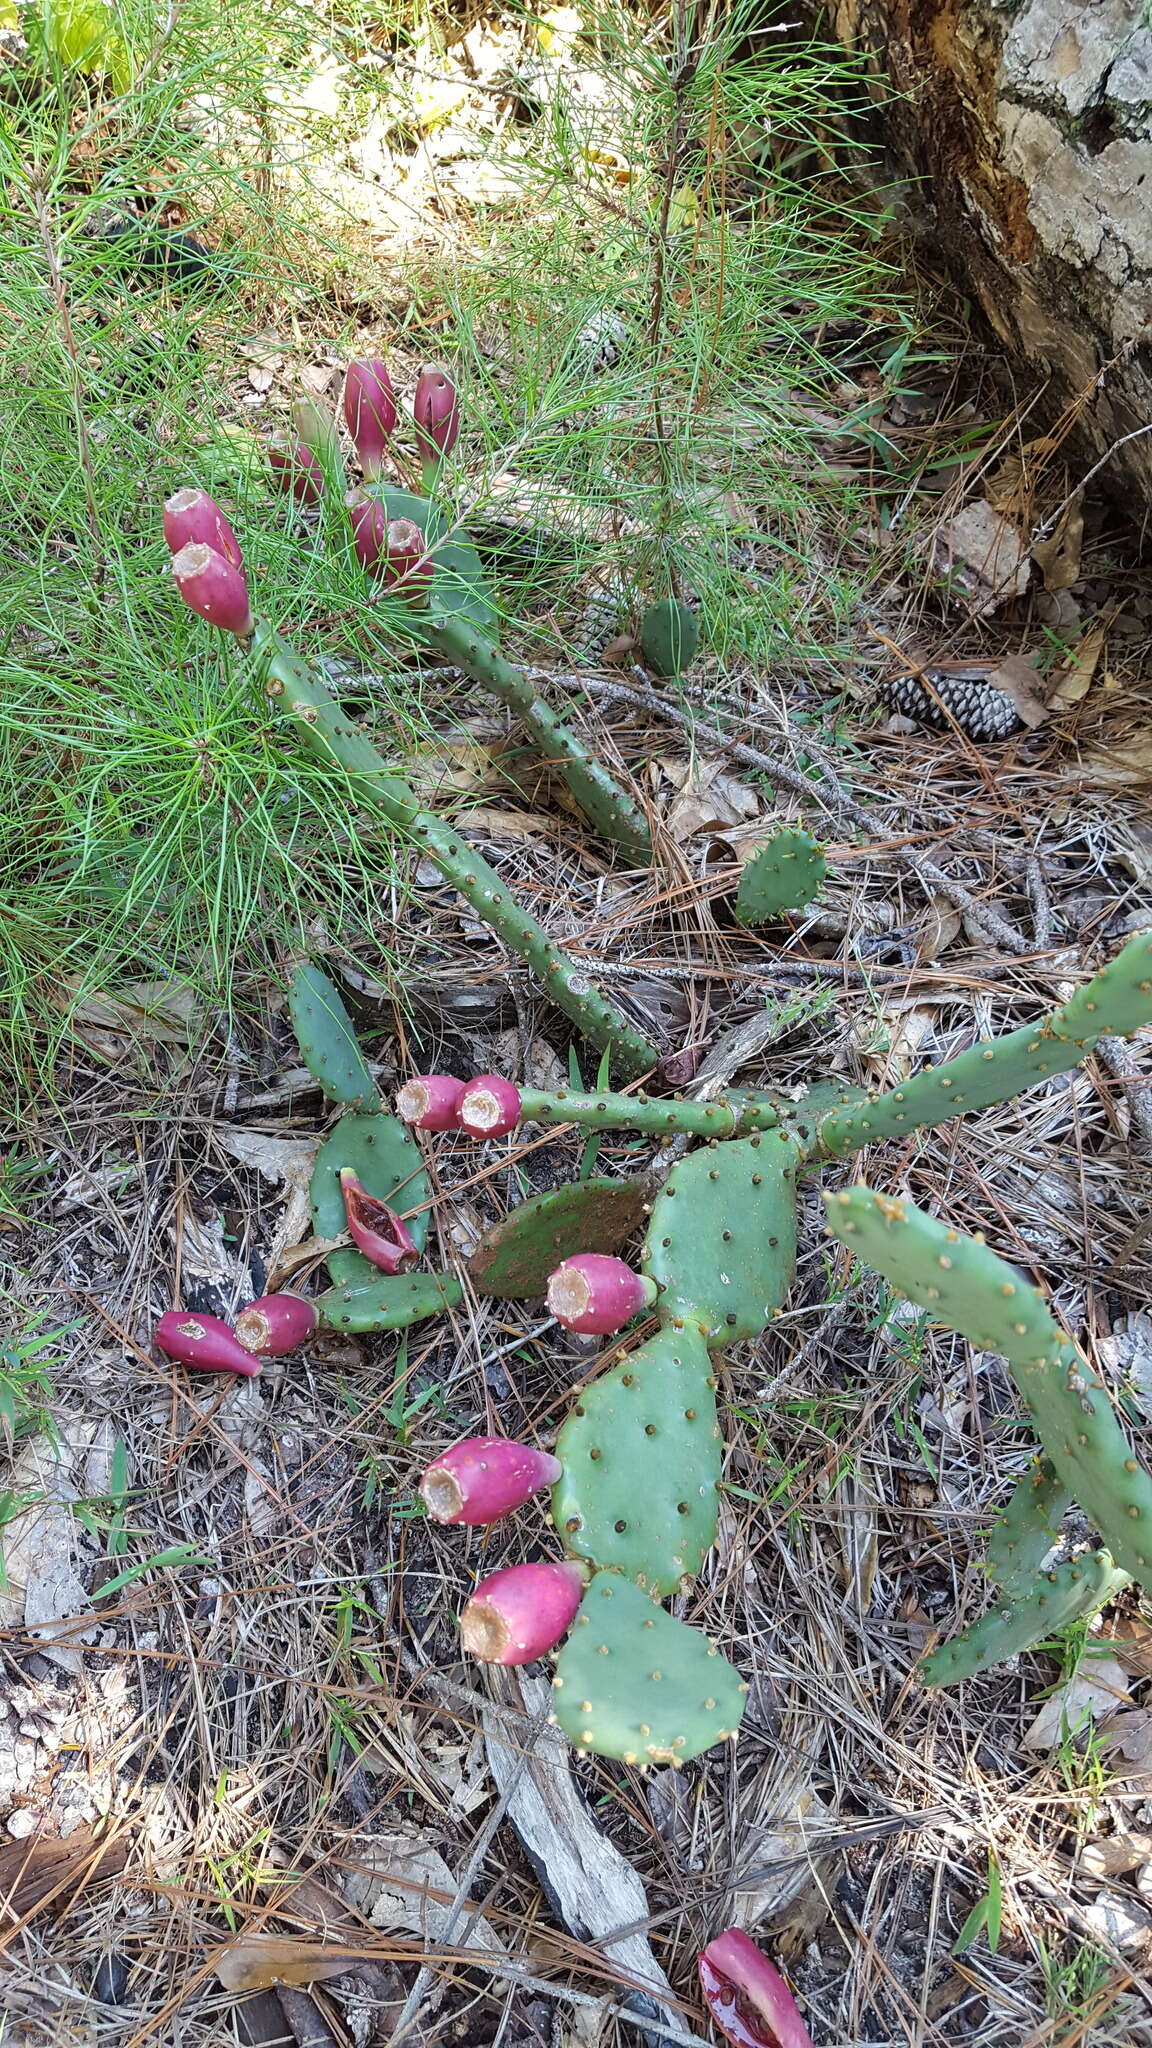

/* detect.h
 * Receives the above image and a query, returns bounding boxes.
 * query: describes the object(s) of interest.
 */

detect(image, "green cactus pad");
[469,1178,653,1298]
[315,1270,462,1332]
[552,1323,718,1595]
[819,930,1152,1157]
[641,1133,799,1343]
[918,1552,1129,1687]
[640,597,699,679]
[287,963,381,1110]
[732,829,827,925]
[311,1113,431,1288]
[722,1081,871,1153]
[552,1573,746,1765]
[368,485,496,634]
[987,1457,1071,1591]
[824,1185,1152,1582]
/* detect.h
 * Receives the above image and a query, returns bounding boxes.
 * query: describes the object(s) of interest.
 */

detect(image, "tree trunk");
[827,0,1152,509]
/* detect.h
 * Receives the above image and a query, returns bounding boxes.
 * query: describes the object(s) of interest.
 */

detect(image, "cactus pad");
[918,1551,1129,1687]
[824,1185,1152,1582]
[732,829,827,925]
[311,1114,430,1287]
[641,1133,798,1343]
[552,1573,746,1765]
[288,963,380,1110]
[986,1457,1071,1592]
[640,597,699,678]
[469,1177,653,1298]
[552,1324,717,1594]
[315,1270,462,1332]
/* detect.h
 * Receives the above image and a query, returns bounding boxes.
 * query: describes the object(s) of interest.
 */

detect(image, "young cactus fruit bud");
[382,517,433,599]
[546,1253,657,1335]
[292,396,344,477]
[698,1929,814,2048]
[419,1436,562,1525]
[396,1074,466,1131]
[413,366,460,461]
[162,488,243,568]
[268,430,324,506]
[233,1293,318,1357]
[346,489,388,573]
[155,1310,261,1377]
[460,1560,585,1665]
[344,359,397,479]
[458,1075,522,1138]
[170,542,253,635]
[339,1168,419,1273]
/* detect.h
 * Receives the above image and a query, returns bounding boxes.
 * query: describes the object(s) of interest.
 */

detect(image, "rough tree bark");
[827,0,1152,510]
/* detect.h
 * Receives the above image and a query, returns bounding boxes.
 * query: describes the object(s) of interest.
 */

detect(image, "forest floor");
[3,7,1152,2046]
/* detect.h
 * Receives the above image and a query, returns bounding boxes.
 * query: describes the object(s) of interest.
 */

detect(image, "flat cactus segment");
[818,930,1152,1157]
[518,1087,739,1138]
[987,1457,1071,1591]
[724,1081,871,1153]
[552,1324,717,1594]
[823,1186,1152,1581]
[641,1133,799,1343]
[733,829,827,924]
[918,1552,1129,1687]
[288,963,380,1110]
[468,1177,653,1298]
[311,1114,430,1287]
[552,1573,746,1764]
[315,1270,462,1331]
[640,596,699,678]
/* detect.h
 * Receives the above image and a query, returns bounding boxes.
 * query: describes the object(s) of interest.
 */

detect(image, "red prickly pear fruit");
[233,1293,319,1357]
[413,366,460,461]
[698,1929,814,2048]
[457,1075,522,1138]
[382,516,433,600]
[170,542,253,636]
[346,488,388,573]
[545,1254,657,1336]
[460,1560,585,1665]
[268,430,325,506]
[344,359,397,480]
[155,1310,261,1376]
[420,1437,562,1525]
[395,1074,466,1131]
[163,488,243,568]
[338,1169,419,1274]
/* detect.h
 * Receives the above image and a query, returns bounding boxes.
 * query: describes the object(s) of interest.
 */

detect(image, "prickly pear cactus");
[986,1457,1071,1593]
[469,1178,653,1298]
[639,596,699,678]
[640,1133,798,1343]
[918,1552,1130,1687]
[311,1113,431,1287]
[732,828,827,924]
[288,963,380,1110]
[552,1324,718,1594]
[315,1269,463,1332]
[552,1572,746,1765]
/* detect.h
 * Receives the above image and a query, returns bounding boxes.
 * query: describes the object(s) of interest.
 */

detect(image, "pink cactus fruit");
[697,1928,814,2048]
[162,488,243,568]
[344,359,397,480]
[233,1293,319,1357]
[338,1169,419,1274]
[155,1310,261,1377]
[395,1074,466,1131]
[413,366,460,461]
[346,488,388,573]
[170,542,253,635]
[457,1075,522,1138]
[459,1560,585,1666]
[268,430,325,506]
[381,516,433,599]
[420,1436,562,1525]
[545,1253,657,1336]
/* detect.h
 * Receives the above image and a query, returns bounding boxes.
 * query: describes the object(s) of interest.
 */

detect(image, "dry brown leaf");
[663,755,759,842]
[1031,495,1084,590]
[1048,623,1107,711]
[935,499,1031,616]
[852,1002,937,1084]
[1099,1705,1152,1773]
[1081,1833,1152,1879]
[1023,1652,1131,1751]
[341,1829,505,1953]
[1084,731,1152,786]
[214,1128,319,1267]
[915,896,963,964]
[56,975,203,1060]
[982,654,1048,728]
[214,1935,364,1994]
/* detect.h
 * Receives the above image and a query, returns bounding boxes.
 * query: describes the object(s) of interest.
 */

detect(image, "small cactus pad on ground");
[552,1323,717,1594]
[551,1572,746,1765]
[823,1185,1152,1582]
[310,1114,430,1288]
[639,596,699,678]
[918,1552,1130,1687]
[314,1270,462,1332]
[468,1178,653,1298]
[986,1457,1071,1592]
[287,962,381,1111]
[641,1133,799,1343]
[732,829,827,925]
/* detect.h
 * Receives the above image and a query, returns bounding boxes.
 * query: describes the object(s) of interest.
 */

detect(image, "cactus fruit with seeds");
[419,1438,562,1525]
[467,1178,654,1298]
[640,595,699,678]
[233,1294,318,1357]
[460,1559,585,1664]
[698,1929,814,2048]
[339,1169,419,1273]
[309,1107,430,1290]
[396,1073,467,1131]
[546,1253,657,1335]
[155,1310,262,1376]
[551,1573,746,1764]
[457,1074,523,1137]
[732,828,827,925]
[163,488,242,567]
[268,431,325,506]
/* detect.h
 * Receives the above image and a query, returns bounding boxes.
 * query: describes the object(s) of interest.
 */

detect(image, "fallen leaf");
[1023,1652,1131,1751]
[341,1829,505,1953]
[1031,495,1084,590]
[1099,1705,1152,1773]
[1080,1833,1152,1878]
[1084,731,1152,786]
[1048,623,1107,711]
[935,499,1031,616]
[215,1936,365,1994]
[663,755,759,841]
[915,895,963,964]
[982,653,1048,728]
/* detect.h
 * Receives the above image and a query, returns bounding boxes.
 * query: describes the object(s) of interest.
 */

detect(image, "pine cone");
[882,668,1022,743]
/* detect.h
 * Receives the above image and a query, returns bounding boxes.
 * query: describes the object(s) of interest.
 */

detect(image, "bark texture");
[828,0,1152,506]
